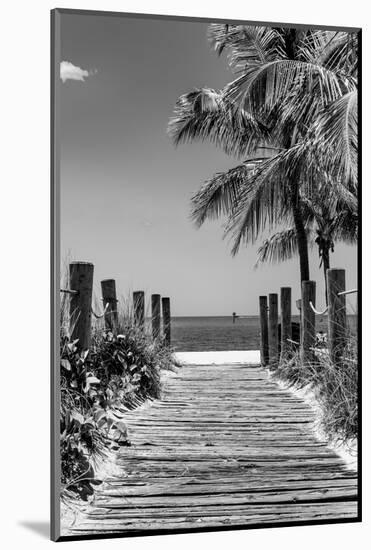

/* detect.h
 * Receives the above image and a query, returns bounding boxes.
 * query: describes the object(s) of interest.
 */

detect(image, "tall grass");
[272,331,358,445]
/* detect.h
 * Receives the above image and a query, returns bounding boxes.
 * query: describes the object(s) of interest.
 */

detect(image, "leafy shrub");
[60,311,177,504]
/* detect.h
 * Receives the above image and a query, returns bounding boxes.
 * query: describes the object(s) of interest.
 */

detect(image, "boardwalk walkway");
[69,359,357,536]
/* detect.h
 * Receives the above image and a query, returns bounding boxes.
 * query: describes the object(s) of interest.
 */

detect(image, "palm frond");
[224,152,297,254]
[332,210,358,244]
[225,59,354,118]
[270,125,358,204]
[311,91,358,186]
[301,31,358,75]
[207,24,284,66]
[191,159,265,227]
[255,227,302,265]
[167,88,268,158]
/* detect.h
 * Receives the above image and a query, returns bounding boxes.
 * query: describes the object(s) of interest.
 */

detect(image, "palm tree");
[256,192,358,302]
[168,26,358,283]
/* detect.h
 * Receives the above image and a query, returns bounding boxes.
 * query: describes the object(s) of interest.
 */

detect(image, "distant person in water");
[232,312,239,324]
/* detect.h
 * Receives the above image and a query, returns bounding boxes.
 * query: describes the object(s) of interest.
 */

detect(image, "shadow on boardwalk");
[65,359,358,536]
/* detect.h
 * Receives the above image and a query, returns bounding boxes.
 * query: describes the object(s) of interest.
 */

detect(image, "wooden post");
[69,262,94,350]
[101,279,118,333]
[151,294,161,340]
[280,287,292,361]
[300,280,316,364]
[133,291,145,327]
[259,296,269,367]
[268,293,278,367]
[162,297,171,346]
[327,269,347,365]
[296,298,302,349]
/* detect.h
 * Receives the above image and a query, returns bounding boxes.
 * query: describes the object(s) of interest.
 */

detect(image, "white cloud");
[60,61,97,83]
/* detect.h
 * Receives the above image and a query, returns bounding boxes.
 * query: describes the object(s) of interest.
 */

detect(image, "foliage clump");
[60,314,177,504]
[272,335,358,444]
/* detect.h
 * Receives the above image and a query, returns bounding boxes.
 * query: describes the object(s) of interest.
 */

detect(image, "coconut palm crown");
[168,25,358,283]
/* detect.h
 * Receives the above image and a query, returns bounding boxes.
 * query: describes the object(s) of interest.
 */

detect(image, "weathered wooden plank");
[70,501,358,533]
[96,479,357,503]
[99,487,356,503]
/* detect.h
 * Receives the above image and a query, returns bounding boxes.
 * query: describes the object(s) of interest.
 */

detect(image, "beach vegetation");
[272,332,358,444]
[60,292,177,505]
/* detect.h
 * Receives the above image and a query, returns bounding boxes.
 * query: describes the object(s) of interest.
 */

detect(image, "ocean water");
[171,315,357,352]
[172,316,261,352]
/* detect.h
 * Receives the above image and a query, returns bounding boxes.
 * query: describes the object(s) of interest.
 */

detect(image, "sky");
[59,13,357,316]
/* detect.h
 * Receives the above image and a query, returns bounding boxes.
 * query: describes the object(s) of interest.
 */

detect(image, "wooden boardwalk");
[68,362,358,535]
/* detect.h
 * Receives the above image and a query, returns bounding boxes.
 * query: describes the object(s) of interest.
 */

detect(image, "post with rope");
[162,297,171,347]
[259,296,269,367]
[300,280,316,365]
[280,287,292,361]
[327,269,347,365]
[101,279,118,333]
[69,261,94,350]
[133,291,145,327]
[268,293,278,368]
[151,294,161,340]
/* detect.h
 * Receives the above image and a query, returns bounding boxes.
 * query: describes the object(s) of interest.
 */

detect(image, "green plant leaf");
[71,411,84,425]
[61,359,71,371]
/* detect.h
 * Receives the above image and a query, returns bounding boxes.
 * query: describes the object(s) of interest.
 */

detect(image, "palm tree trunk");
[291,186,310,282]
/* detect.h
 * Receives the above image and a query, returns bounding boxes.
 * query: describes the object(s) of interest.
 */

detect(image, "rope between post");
[338,288,358,296]
[309,301,328,315]
[91,302,110,319]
